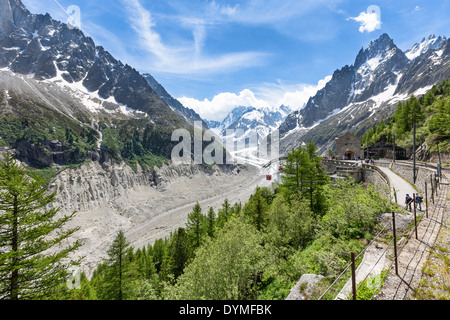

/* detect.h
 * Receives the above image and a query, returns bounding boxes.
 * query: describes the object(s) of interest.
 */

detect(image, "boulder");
[286,274,324,300]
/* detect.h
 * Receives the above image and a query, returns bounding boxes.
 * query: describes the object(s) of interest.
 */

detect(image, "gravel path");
[377,166,417,208]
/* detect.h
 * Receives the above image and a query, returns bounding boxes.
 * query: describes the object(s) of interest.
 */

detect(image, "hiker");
[415,194,423,211]
[405,194,413,212]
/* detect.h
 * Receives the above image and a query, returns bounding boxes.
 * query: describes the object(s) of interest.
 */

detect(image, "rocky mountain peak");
[279,33,450,152]
[0,0,14,38]
[354,33,400,70]
[405,34,447,61]
[0,0,29,36]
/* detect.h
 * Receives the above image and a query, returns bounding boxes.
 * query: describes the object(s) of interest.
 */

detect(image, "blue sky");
[22,0,450,121]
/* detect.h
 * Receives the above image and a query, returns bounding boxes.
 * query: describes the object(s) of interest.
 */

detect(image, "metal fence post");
[392,212,398,276]
[351,252,357,300]
[413,193,418,240]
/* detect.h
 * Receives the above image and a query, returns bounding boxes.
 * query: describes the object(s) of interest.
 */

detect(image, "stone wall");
[362,165,391,199]
[391,162,437,194]
[322,159,360,172]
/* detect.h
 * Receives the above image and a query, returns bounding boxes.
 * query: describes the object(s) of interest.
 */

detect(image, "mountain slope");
[142,73,207,128]
[278,33,450,155]
[0,0,192,168]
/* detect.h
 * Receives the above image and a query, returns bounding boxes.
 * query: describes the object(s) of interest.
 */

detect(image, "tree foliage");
[0,152,81,300]
[79,141,395,301]
[362,78,450,153]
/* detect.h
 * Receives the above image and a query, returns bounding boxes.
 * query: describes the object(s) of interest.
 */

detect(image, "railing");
[317,183,439,300]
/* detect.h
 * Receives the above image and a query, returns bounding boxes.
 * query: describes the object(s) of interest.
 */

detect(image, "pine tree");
[205,206,216,238]
[244,187,268,231]
[99,230,132,300]
[280,142,329,214]
[169,227,191,278]
[186,202,205,249]
[217,198,231,229]
[0,151,81,300]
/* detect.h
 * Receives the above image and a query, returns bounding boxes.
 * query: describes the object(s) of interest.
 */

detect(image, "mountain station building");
[335,133,364,160]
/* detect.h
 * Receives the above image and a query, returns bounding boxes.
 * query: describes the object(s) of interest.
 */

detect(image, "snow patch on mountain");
[405,35,447,61]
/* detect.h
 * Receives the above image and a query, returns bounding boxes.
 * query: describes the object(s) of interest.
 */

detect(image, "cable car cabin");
[266,175,272,181]
[279,166,284,171]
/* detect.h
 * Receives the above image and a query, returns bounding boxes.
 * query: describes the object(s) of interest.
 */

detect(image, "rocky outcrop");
[49,161,156,213]
[286,274,324,300]
[49,160,239,214]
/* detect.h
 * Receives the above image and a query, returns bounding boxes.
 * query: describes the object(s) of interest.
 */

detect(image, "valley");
[50,159,268,277]
[0,0,449,302]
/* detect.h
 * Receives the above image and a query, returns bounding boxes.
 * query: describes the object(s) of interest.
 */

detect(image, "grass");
[352,270,389,300]
[412,211,450,300]
[305,256,364,300]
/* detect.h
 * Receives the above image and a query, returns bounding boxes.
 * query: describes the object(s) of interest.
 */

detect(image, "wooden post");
[425,182,428,219]
[351,252,357,300]
[413,193,418,240]
[392,212,398,275]
[393,187,397,204]
[431,174,434,204]
[413,123,416,184]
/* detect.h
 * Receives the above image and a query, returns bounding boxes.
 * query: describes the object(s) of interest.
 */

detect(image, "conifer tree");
[98,230,132,300]
[169,227,191,278]
[205,207,216,238]
[217,198,231,228]
[0,151,81,300]
[186,202,205,249]
[244,187,268,231]
[280,142,328,214]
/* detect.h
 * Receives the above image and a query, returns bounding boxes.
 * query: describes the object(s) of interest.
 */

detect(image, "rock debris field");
[51,161,269,277]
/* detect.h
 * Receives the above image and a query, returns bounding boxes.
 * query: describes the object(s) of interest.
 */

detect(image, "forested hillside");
[362,78,450,156]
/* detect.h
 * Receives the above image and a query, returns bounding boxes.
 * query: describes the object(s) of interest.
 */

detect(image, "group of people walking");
[405,193,423,211]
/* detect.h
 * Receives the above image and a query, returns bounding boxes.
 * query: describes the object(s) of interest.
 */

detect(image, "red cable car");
[266,175,272,181]
[279,165,284,171]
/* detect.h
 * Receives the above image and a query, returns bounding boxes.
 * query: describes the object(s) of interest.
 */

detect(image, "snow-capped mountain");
[0,0,192,166]
[278,33,450,155]
[405,34,447,61]
[208,105,291,137]
[206,106,254,134]
[206,105,291,165]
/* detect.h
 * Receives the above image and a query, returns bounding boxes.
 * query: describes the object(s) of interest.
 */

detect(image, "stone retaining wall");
[391,162,436,194]
[362,164,391,199]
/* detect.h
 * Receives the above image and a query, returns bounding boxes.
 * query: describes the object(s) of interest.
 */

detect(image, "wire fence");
[317,177,442,300]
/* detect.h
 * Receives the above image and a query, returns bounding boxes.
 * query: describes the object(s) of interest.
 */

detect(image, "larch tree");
[0,151,81,300]
[98,230,132,300]
[185,202,205,250]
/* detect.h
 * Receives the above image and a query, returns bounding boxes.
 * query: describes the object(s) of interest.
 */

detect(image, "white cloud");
[178,75,332,121]
[349,9,382,33]
[119,0,268,75]
[178,89,271,122]
[258,75,332,109]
